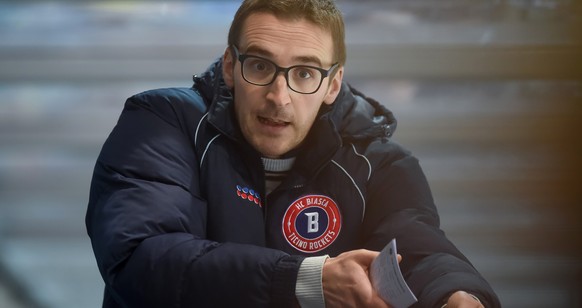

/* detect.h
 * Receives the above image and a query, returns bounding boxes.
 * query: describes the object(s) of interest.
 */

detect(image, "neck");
[262,157,296,195]
[262,157,295,173]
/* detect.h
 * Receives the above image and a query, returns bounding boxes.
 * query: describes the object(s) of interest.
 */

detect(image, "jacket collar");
[193,59,397,178]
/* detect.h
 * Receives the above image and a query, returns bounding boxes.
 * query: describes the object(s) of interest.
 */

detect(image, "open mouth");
[258,116,290,127]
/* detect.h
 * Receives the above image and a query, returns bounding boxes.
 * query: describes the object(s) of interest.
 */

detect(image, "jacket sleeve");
[85,88,303,308]
[360,141,500,308]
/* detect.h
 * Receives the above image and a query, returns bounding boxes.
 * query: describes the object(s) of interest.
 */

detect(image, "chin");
[260,151,285,159]
[257,144,289,158]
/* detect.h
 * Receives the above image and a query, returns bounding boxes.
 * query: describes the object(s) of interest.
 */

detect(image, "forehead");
[239,12,334,66]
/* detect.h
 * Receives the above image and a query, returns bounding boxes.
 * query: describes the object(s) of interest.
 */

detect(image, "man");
[86,0,500,307]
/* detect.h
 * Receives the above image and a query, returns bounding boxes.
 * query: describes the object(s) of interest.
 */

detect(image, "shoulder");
[352,138,415,168]
[129,87,208,115]
[123,87,209,131]
[331,139,417,187]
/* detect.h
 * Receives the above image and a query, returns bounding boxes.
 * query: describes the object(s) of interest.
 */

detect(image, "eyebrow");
[244,45,324,67]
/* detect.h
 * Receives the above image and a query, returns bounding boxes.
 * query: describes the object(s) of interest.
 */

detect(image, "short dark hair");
[227,0,346,66]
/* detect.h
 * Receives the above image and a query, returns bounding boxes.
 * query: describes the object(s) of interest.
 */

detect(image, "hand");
[444,291,484,308]
[322,249,399,308]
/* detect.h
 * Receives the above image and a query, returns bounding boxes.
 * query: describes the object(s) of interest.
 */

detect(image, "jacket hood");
[327,83,397,142]
[193,58,397,144]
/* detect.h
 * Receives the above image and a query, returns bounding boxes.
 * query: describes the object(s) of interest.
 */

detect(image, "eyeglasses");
[231,45,339,95]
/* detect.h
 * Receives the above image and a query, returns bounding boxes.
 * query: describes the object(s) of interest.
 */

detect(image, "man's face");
[223,12,343,158]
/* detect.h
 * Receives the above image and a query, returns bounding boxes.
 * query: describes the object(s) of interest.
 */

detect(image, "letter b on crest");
[305,212,319,233]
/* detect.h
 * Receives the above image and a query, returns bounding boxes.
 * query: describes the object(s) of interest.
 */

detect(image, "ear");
[222,47,235,89]
[323,66,344,105]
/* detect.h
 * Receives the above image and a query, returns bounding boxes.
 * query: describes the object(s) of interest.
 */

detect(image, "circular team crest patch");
[282,195,342,253]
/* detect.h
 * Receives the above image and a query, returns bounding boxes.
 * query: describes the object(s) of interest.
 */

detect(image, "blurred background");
[0,0,580,307]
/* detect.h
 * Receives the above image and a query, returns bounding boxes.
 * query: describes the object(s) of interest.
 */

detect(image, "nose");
[265,73,291,106]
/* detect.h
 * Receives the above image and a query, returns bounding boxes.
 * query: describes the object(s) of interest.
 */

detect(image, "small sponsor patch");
[282,195,341,253]
[236,185,262,207]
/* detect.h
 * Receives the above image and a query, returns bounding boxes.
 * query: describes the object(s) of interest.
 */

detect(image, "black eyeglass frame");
[230,45,339,95]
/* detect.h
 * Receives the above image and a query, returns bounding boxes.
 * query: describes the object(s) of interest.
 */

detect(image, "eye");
[254,62,267,71]
[247,58,271,72]
[297,69,313,79]
[294,67,317,80]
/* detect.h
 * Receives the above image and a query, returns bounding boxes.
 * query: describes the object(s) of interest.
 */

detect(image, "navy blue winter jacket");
[86,60,500,307]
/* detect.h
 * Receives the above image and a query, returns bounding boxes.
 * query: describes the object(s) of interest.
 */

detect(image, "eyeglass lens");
[242,56,324,94]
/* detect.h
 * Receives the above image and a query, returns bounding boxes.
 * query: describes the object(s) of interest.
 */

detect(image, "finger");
[397,254,402,263]
[369,295,392,308]
[347,249,380,264]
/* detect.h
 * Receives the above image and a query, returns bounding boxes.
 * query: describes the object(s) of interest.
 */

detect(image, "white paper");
[370,239,418,308]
